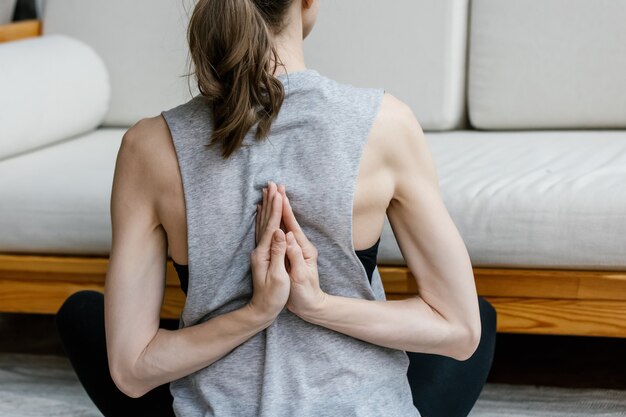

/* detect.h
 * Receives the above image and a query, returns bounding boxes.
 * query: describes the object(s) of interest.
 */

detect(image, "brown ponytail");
[187,0,295,159]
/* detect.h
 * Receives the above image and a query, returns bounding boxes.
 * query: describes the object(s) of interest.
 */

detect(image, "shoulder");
[118,115,172,174]
[113,115,177,210]
[376,92,423,145]
[373,93,438,195]
[122,114,170,144]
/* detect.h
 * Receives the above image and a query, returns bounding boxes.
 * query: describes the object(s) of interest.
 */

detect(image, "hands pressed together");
[248,180,328,323]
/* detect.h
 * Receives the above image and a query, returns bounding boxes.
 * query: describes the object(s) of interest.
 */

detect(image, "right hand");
[248,181,291,321]
[275,187,326,319]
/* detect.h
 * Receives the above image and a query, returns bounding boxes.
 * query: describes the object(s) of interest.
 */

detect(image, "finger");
[255,203,261,245]
[285,231,306,275]
[264,182,276,229]
[258,187,283,250]
[276,185,288,233]
[257,202,265,245]
[269,228,287,277]
[278,187,310,249]
[268,184,283,229]
[278,186,300,232]
[258,183,275,249]
[262,186,269,228]
[257,188,270,251]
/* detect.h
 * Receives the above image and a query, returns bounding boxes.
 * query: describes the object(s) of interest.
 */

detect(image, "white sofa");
[1,0,625,337]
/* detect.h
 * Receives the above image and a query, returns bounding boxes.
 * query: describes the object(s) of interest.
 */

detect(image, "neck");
[269,11,307,76]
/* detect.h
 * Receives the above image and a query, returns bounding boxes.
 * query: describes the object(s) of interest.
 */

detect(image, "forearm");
[119,304,271,398]
[300,294,471,359]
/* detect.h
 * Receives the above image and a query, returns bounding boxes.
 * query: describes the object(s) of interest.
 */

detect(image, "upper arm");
[105,117,170,387]
[382,93,480,336]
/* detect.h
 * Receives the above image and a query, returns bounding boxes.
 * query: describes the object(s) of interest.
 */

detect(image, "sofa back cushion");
[468,0,626,129]
[41,0,471,130]
[42,0,197,127]
[305,0,470,130]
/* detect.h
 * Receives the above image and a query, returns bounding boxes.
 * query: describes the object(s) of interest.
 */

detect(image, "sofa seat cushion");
[2,129,625,271]
[0,129,124,255]
[380,130,626,269]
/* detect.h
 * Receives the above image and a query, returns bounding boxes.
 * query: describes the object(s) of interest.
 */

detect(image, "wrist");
[244,303,277,329]
[296,291,330,323]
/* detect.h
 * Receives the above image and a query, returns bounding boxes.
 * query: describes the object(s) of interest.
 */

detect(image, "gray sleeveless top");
[161,68,421,417]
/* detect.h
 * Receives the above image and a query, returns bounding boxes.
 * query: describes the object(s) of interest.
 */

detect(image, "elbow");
[448,321,481,362]
[110,362,148,399]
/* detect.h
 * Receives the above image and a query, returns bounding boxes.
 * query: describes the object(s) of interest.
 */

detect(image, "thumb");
[285,231,306,273]
[269,229,287,271]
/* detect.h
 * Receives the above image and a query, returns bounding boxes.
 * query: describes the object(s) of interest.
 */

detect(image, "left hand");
[255,183,328,318]
[248,181,291,321]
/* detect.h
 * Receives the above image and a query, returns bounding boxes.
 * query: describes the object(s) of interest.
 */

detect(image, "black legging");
[55,291,496,417]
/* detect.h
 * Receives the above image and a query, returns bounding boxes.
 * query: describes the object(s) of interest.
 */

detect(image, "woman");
[55,0,496,416]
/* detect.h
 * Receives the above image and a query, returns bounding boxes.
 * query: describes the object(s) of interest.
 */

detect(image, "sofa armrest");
[0,19,40,43]
[0,34,110,160]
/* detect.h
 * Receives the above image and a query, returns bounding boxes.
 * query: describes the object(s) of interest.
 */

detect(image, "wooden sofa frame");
[0,253,625,338]
[1,21,624,338]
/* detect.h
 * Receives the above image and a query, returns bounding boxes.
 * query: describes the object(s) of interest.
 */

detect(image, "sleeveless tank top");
[161,68,421,417]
